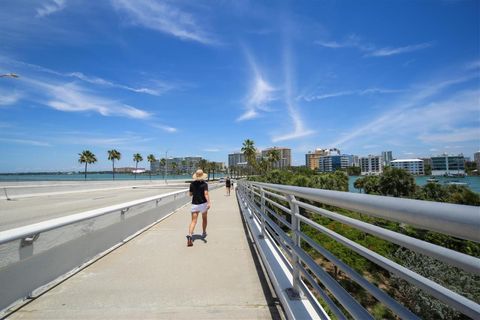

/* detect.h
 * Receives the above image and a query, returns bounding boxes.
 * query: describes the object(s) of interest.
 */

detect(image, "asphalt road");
[0,181,190,231]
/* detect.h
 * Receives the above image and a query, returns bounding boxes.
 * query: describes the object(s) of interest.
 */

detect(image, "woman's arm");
[204,190,211,209]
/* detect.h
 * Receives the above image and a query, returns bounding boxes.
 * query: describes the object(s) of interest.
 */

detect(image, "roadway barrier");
[236,180,480,320]
[0,183,220,314]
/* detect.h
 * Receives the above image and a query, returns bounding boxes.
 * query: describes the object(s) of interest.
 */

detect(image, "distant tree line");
[78,150,224,181]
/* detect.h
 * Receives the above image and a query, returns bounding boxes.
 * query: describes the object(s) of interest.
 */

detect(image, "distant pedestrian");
[225,177,231,196]
[187,169,211,247]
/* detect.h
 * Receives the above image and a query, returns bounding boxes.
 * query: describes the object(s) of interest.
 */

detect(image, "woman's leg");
[202,211,208,234]
[189,212,199,235]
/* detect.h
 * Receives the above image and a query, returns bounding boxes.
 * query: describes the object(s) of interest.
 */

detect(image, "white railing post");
[259,187,266,239]
[286,194,304,299]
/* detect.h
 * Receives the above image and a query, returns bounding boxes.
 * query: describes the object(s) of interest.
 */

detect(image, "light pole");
[0,73,19,78]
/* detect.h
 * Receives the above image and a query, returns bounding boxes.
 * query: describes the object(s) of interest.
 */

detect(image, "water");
[0,173,225,182]
[348,176,480,193]
[1,173,479,193]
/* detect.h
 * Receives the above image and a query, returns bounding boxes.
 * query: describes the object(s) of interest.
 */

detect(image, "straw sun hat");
[192,169,208,181]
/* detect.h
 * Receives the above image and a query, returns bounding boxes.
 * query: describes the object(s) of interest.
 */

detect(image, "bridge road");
[8,186,282,319]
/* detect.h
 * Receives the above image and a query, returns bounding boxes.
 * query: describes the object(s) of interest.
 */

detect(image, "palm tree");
[108,149,121,180]
[208,161,216,181]
[258,158,269,175]
[241,139,257,175]
[133,153,143,180]
[160,158,166,179]
[266,149,281,170]
[181,160,187,174]
[171,162,178,175]
[147,154,156,181]
[198,159,208,171]
[78,150,97,181]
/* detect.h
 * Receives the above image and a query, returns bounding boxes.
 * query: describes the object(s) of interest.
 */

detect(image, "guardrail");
[0,188,194,313]
[236,180,480,320]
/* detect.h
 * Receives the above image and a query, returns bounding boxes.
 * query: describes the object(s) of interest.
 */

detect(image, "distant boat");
[426,177,439,183]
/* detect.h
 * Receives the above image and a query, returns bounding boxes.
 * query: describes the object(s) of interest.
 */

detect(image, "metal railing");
[236,180,480,320]
[0,188,194,313]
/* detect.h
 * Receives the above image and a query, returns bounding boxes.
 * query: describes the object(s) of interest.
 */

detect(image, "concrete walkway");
[9,187,281,319]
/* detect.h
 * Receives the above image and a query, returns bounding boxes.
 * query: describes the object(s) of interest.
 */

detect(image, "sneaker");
[202,232,207,238]
[186,235,193,247]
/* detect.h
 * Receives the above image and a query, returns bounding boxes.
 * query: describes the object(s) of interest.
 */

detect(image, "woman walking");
[187,169,211,247]
[225,177,231,196]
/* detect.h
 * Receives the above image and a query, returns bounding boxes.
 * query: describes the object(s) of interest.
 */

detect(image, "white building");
[390,159,424,175]
[360,155,383,175]
[431,154,465,176]
[228,152,247,168]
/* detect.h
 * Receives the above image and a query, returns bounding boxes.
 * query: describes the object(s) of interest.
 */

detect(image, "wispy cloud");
[1,56,170,96]
[419,128,480,143]
[36,0,66,18]
[25,78,151,119]
[203,148,220,152]
[151,123,178,133]
[272,33,315,143]
[302,88,402,102]
[0,90,21,106]
[68,72,173,96]
[316,35,433,57]
[331,75,479,148]
[237,48,276,121]
[112,0,217,45]
[367,42,433,57]
[0,137,51,147]
[466,60,480,70]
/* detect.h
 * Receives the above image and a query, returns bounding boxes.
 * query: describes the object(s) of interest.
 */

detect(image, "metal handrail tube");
[299,232,420,319]
[290,233,374,319]
[298,215,480,319]
[299,265,348,320]
[295,265,339,320]
[0,189,188,245]
[264,197,292,215]
[294,199,480,275]
[263,189,288,202]
[264,205,292,229]
[255,182,480,242]
[252,189,262,198]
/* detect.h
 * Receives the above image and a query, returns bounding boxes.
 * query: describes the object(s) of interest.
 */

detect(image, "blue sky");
[0,0,479,172]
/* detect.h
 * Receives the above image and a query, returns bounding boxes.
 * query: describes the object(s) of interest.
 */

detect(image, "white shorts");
[191,202,208,213]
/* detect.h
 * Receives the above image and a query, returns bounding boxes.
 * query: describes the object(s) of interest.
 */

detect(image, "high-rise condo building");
[390,159,424,175]
[228,152,247,168]
[359,155,384,175]
[305,148,342,170]
[431,154,465,176]
[381,151,393,166]
[318,154,353,172]
[262,147,292,168]
[474,151,480,170]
